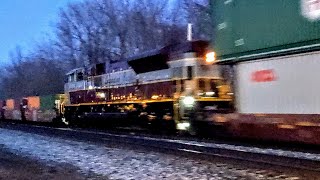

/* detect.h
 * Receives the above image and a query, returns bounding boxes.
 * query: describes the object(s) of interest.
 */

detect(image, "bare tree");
[1,45,65,98]
[55,0,188,67]
[1,0,213,99]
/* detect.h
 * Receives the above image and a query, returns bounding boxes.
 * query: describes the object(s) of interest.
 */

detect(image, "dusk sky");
[0,0,80,65]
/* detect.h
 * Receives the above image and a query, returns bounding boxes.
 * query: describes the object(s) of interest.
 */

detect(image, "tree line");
[0,0,213,99]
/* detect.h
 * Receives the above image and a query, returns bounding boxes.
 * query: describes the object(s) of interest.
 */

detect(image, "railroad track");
[1,120,320,175]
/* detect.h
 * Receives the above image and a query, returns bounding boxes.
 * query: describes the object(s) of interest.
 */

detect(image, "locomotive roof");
[127,40,208,74]
[66,67,84,75]
[66,40,209,75]
[127,47,168,74]
[164,40,209,56]
[108,61,130,72]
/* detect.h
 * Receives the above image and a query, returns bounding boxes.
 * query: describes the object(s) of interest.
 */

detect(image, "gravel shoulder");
[0,144,107,180]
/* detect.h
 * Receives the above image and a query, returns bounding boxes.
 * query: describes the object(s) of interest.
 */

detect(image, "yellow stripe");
[65,97,233,107]
[65,99,175,107]
[196,98,232,102]
[295,121,319,127]
[277,124,296,129]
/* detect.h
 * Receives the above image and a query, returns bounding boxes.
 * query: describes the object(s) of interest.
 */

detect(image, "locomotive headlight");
[177,122,190,130]
[205,51,216,64]
[97,92,106,98]
[100,93,106,98]
[183,96,195,107]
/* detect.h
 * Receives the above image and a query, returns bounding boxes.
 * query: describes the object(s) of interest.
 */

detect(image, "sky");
[0,0,80,65]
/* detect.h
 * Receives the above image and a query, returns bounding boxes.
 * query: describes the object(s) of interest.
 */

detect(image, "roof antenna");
[187,23,193,41]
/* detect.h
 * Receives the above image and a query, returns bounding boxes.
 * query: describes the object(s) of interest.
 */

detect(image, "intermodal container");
[212,0,320,61]
[236,50,320,114]
[6,99,14,110]
[40,95,56,110]
[27,96,40,109]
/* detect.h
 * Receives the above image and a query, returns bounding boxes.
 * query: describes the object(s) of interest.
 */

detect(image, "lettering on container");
[234,38,244,46]
[224,0,233,5]
[301,0,320,21]
[218,22,227,30]
[251,69,276,82]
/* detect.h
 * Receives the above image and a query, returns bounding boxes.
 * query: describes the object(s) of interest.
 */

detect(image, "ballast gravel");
[0,128,307,179]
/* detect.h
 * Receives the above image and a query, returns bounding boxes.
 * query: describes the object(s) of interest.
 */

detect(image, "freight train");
[0,94,65,123]
[1,39,320,145]
[2,0,320,145]
[61,0,320,144]
[0,40,233,134]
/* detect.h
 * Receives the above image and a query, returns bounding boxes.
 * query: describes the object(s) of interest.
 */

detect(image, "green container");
[212,0,320,62]
[40,95,56,111]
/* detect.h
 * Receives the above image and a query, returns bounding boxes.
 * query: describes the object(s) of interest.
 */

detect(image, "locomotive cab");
[166,46,233,132]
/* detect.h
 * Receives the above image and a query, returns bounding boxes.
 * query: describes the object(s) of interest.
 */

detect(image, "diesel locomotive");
[63,40,233,132]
